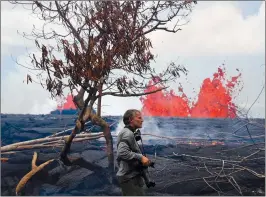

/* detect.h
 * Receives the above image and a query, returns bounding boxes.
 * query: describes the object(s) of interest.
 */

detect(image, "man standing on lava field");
[116,109,155,196]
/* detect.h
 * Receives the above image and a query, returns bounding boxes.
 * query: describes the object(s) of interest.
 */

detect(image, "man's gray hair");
[123,109,140,125]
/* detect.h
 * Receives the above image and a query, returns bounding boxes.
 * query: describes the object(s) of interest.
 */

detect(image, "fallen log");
[1,132,104,153]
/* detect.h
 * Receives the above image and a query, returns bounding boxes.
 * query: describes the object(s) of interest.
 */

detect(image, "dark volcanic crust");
[1,143,265,196]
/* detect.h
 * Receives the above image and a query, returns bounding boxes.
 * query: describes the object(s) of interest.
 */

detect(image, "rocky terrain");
[1,114,265,196]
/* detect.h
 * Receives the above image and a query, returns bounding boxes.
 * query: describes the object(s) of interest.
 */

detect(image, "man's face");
[130,111,143,129]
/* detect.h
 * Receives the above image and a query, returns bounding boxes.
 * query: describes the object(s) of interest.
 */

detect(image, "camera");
[134,129,142,141]
[146,181,156,188]
[132,129,156,188]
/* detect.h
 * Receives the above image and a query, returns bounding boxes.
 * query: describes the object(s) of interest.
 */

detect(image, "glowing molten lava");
[57,94,77,110]
[140,67,242,118]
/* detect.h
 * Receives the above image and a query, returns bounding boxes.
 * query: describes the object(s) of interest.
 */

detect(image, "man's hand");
[141,156,150,166]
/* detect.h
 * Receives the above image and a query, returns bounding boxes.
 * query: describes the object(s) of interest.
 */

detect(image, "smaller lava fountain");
[50,94,78,115]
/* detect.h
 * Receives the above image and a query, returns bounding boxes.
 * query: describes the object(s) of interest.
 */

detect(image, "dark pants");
[118,175,145,196]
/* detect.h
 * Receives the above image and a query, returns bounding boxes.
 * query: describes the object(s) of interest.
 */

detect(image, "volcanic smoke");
[140,67,242,118]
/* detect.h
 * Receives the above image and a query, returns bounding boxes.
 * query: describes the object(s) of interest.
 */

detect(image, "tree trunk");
[60,87,93,163]
[90,114,114,180]
[60,122,82,164]
[69,87,115,180]
[97,97,102,117]
[97,81,103,117]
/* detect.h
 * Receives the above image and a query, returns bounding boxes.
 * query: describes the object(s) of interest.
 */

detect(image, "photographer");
[116,109,155,196]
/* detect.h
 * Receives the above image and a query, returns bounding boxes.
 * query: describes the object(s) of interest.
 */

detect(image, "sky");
[1,1,265,118]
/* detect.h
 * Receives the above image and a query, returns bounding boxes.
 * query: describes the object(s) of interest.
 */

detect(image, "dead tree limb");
[15,152,54,196]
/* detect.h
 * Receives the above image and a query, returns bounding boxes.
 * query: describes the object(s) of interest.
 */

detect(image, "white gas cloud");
[1,63,58,114]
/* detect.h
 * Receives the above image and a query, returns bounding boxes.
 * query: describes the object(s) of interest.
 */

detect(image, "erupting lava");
[185,140,225,146]
[140,67,242,118]
[57,94,77,111]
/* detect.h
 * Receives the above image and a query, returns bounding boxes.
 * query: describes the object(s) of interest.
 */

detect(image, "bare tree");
[9,0,196,185]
